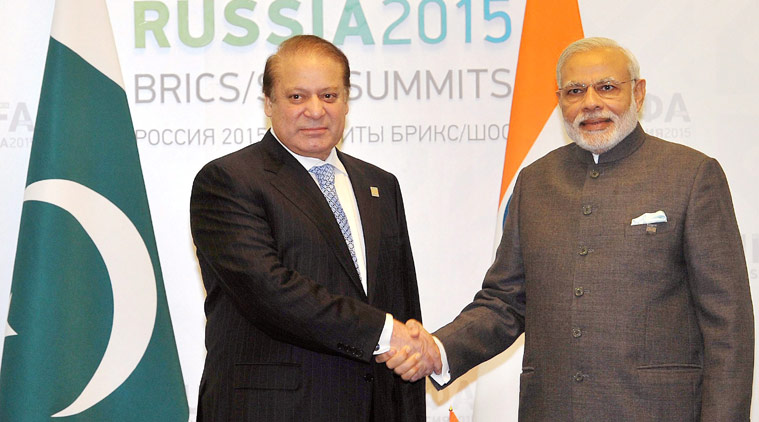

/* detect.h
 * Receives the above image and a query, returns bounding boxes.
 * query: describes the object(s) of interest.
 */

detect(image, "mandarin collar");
[570,123,646,165]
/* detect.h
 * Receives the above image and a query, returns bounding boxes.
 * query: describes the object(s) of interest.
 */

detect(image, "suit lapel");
[339,152,381,301]
[261,134,366,297]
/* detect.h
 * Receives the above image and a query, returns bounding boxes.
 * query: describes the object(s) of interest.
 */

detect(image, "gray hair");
[556,37,640,87]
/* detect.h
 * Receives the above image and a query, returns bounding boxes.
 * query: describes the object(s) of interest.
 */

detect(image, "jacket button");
[590,169,600,179]
[364,374,374,382]
[572,328,582,338]
[582,205,592,215]
[574,372,585,382]
[579,246,589,256]
[574,287,584,297]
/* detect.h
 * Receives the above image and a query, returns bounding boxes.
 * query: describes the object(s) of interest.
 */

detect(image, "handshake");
[376,319,443,382]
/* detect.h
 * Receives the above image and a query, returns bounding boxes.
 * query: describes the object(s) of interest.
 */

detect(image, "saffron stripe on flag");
[498,2,584,217]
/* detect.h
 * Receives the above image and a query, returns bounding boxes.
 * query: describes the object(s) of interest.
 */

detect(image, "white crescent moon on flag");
[22,179,157,418]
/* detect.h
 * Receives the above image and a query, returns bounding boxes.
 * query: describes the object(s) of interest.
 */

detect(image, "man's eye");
[290,94,301,100]
[567,87,585,96]
[323,93,337,101]
[598,84,616,92]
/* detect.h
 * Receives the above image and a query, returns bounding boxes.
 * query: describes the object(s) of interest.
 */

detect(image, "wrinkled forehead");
[560,48,631,85]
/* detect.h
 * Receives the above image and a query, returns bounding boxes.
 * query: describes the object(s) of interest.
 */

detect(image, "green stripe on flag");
[0,34,188,421]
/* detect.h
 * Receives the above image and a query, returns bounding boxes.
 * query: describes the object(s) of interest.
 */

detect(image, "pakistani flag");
[0,1,188,420]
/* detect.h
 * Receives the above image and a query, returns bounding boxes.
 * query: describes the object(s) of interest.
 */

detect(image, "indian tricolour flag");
[496,1,584,236]
[474,2,584,421]
[0,0,188,420]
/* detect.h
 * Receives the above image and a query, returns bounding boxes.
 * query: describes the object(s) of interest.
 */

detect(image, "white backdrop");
[1,1,758,421]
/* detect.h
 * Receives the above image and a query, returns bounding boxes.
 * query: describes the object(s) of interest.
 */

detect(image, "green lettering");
[223,0,260,46]
[312,0,323,37]
[334,0,374,45]
[267,0,303,45]
[134,1,170,48]
[178,0,214,48]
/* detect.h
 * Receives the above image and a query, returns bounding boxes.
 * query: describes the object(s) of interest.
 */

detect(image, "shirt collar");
[271,128,346,175]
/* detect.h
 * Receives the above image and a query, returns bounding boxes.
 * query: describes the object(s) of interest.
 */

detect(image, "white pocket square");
[631,210,667,226]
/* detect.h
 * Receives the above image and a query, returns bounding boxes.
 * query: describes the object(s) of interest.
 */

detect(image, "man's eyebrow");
[560,77,622,88]
[594,77,622,83]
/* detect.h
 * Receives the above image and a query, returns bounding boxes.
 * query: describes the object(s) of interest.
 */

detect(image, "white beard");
[564,96,639,154]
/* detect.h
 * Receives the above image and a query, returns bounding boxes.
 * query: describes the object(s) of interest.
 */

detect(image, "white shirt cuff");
[430,336,451,385]
[373,313,394,355]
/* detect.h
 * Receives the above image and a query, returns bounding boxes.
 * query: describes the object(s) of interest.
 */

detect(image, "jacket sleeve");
[683,158,754,420]
[190,160,387,362]
[432,172,527,388]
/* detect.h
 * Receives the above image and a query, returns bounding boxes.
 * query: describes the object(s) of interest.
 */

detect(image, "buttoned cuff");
[373,313,394,355]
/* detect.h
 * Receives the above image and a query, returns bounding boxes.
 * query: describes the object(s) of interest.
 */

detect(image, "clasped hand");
[375,319,442,382]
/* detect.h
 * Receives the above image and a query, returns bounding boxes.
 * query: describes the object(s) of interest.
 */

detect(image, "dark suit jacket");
[434,125,754,421]
[190,131,425,421]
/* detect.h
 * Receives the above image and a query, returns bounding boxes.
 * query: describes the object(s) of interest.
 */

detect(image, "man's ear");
[633,79,646,112]
[264,95,273,117]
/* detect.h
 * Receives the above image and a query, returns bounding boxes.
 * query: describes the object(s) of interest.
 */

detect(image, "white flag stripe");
[50,0,124,90]
[494,106,571,252]
[24,180,157,417]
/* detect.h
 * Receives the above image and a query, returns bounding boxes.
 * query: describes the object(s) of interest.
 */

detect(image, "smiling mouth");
[580,118,613,131]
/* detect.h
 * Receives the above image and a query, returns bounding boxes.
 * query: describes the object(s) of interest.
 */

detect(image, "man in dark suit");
[190,35,431,421]
[382,37,754,421]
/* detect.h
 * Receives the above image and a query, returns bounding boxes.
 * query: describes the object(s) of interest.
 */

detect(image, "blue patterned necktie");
[309,164,360,277]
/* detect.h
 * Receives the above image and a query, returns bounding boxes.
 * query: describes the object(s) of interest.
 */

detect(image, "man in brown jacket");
[381,37,754,421]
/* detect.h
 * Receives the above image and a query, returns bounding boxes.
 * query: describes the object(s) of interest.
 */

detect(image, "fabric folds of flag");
[0,0,188,420]
[497,1,584,230]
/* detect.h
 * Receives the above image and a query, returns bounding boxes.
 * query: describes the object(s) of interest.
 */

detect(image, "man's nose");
[580,86,603,110]
[304,97,325,118]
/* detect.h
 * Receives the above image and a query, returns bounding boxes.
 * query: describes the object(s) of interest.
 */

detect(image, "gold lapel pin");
[370,186,379,197]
